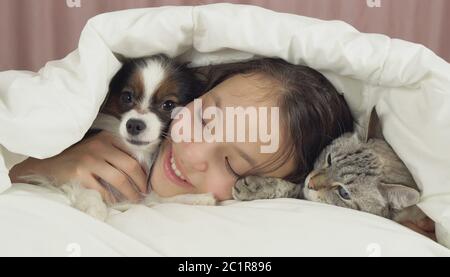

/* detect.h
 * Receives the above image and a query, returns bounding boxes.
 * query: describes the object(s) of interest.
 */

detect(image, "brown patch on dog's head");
[101,60,146,119]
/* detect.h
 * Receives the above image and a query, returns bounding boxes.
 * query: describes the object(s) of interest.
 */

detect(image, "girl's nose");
[179,140,211,173]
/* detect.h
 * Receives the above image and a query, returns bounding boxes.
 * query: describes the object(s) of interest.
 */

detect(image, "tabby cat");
[232,108,426,223]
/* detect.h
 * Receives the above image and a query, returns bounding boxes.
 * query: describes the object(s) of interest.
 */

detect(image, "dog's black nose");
[126,119,146,136]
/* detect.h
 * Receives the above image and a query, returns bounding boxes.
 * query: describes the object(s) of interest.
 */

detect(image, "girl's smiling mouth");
[163,143,194,189]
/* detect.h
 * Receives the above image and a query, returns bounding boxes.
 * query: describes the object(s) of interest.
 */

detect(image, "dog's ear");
[179,61,191,68]
[113,53,128,63]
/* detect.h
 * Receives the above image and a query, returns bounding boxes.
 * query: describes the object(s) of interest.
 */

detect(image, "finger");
[97,177,124,203]
[104,143,149,194]
[95,131,149,194]
[105,132,134,157]
[82,175,116,204]
[91,161,142,202]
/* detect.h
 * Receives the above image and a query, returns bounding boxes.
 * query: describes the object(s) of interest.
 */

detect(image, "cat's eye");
[120,90,134,106]
[337,185,351,200]
[326,153,332,167]
[161,100,176,111]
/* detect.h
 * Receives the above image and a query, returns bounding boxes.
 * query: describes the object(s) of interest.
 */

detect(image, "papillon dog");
[22,54,217,220]
[92,54,203,172]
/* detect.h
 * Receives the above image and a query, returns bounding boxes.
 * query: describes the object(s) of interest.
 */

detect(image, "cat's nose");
[308,174,326,190]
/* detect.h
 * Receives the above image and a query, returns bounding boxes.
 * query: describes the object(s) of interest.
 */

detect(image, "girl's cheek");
[206,179,234,201]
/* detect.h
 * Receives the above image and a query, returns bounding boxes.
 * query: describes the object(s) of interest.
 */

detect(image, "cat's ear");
[364,107,384,142]
[380,183,420,210]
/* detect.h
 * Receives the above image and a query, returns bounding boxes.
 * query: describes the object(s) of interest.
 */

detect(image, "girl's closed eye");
[199,98,212,127]
[197,99,210,127]
[197,103,205,126]
[225,156,241,179]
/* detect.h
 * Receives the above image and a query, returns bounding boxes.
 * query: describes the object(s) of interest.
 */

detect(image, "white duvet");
[1,4,450,256]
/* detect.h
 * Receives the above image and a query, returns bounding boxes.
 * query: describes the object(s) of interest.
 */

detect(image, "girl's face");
[150,73,295,201]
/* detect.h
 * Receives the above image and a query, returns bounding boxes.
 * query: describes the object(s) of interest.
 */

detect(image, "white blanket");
[1,3,450,255]
[1,183,448,257]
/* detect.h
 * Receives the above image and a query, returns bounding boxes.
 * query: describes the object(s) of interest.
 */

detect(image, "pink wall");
[1,0,449,71]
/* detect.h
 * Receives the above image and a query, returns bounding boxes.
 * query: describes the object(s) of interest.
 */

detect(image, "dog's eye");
[161,100,176,111]
[120,90,134,106]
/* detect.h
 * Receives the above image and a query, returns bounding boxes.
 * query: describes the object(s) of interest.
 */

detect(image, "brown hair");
[193,58,354,184]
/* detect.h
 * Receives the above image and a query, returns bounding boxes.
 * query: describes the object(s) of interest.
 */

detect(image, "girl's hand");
[401,217,437,241]
[9,131,148,204]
